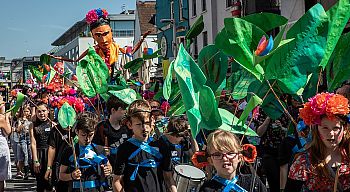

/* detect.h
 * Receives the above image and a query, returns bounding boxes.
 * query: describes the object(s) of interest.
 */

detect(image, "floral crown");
[299,92,349,126]
[85,8,109,25]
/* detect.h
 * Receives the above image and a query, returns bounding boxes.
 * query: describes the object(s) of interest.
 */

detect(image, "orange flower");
[191,151,209,169]
[326,94,350,115]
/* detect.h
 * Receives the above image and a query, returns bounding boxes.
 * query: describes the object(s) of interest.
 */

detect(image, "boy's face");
[128,116,153,141]
[76,129,95,146]
[110,107,126,121]
[208,148,241,178]
[36,105,49,121]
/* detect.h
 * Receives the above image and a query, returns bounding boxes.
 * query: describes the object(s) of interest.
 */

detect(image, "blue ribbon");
[110,147,118,155]
[69,144,108,169]
[212,175,247,192]
[127,137,162,180]
[73,180,99,189]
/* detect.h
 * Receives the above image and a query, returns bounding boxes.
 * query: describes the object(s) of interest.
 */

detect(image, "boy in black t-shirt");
[112,100,176,192]
[59,113,112,192]
[92,94,131,166]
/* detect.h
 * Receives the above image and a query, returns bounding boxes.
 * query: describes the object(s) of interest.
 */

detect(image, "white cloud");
[7,27,25,32]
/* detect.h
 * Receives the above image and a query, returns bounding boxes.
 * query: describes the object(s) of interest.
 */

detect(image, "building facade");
[134,1,159,79]
[155,0,190,60]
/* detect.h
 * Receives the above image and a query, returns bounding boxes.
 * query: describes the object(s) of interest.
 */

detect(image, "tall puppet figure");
[51,8,149,79]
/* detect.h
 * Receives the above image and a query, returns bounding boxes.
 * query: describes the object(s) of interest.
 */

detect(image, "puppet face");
[91,24,113,50]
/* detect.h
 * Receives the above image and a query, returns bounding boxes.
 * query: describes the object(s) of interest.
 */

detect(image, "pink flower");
[86,10,98,24]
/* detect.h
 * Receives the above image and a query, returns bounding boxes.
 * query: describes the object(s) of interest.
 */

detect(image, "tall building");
[51,11,136,69]
[134,1,160,79]
[155,0,190,60]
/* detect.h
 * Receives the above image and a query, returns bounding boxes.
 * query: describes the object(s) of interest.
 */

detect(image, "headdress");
[299,92,349,126]
[85,8,110,30]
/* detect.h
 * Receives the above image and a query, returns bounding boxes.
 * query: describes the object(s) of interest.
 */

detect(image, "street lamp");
[160,19,177,58]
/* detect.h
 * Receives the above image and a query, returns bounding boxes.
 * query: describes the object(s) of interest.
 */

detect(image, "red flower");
[191,151,209,169]
[242,144,257,163]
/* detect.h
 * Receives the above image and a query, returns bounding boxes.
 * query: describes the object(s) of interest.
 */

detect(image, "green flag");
[58,102,76,129]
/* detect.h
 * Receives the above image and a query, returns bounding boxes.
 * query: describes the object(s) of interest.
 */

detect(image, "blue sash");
[212,175,247,192]
[73,180,99,189]
[110,147,118,155]
[69,144,108,169]
[127,137,163,180]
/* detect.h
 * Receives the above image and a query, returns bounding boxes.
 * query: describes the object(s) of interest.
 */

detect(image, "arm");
[131,30,151,55]
[49,49,87,63]
[280,164,288,190]
[59,165,81,181]
[163,171,177,192]
[113,175,124,192]
[189,135,199,157]
[29,123,40,173]
[44,146,56,180]
[0,114,11,136]
[257,117,271,137]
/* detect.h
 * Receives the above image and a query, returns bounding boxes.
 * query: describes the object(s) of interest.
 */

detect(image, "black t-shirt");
[113,138,172,192]
[92,120,131,165]
[33,119,52,149]
[278,136,297,166]
[199,174,267,192]
[60,144,104,192]
[158,135,183,165]
[48,125,74,163]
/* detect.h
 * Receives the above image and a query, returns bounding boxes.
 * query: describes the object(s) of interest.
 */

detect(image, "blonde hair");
[207,130,242,154]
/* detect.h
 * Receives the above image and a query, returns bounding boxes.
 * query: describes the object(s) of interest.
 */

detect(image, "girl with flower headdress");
[50,8,149,80]
[285,93,350,192]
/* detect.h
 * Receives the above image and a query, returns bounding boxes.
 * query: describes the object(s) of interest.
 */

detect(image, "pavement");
[5,146,36,192]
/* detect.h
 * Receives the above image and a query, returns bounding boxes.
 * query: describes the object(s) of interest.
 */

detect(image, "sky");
[0,0,136,60]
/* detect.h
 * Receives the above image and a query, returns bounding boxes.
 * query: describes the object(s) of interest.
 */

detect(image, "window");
[226,0,234,8]
[203,31,208,47]
[192,0,197,16]
[202,0,206,11]
[179,0,183,20]
[194,37,198,58]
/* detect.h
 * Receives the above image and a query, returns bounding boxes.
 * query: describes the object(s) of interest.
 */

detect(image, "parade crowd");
[1,6,350,192]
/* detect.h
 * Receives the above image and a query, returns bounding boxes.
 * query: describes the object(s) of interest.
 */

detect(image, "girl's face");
[36,105,49,121]
[23,108,31,118]
[209,148,241,178]
[318,117,344,149]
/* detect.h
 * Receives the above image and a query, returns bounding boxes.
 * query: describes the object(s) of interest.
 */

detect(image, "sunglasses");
[210,152,239,160]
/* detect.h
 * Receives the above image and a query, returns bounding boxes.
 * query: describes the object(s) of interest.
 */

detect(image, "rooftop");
[136,1,157,35]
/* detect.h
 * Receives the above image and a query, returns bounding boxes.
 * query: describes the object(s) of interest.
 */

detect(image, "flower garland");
[85,8,109,25]
[299,92,349,126]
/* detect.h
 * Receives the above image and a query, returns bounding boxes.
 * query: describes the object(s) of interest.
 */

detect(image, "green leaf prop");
[29,65,44,82]
[265,4,328,94]
[247,80,285,120]
[242,12,288,32]
[47,66,57,85]
[319,0,350,69]
[6,92,25,115]
[215,18,266,80]
[199,85,222,129]
[76,47,109,97]
[143,49,161,60]
[327,32,350,91]
[197,45,228,92]
[185,15,204,40]
[124,58,144,74]
[109,88,137,105]
[238,95,263,125]
[218,108,258,137]
[58,102,76,129]
[229,65,256,100]
[173,44,206,136]
[167,98,186,116]
[163,61,175,100]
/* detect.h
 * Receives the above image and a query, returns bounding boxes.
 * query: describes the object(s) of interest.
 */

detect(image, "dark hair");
[22,85,32,96]
[90,17,110,31]
[36,101,48,109]
[75,113,97,133]
[127,100,151,123]
[167,116,189,135]
[107,95,128,114]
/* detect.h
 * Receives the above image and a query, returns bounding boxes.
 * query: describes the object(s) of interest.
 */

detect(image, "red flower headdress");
[299,92,349,126]
[86,8,109,25]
